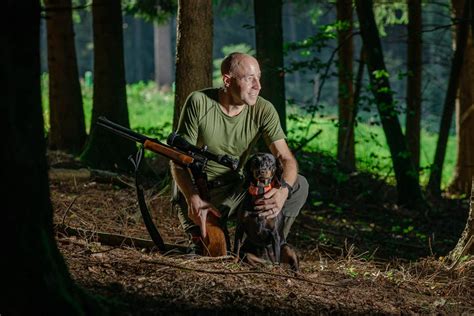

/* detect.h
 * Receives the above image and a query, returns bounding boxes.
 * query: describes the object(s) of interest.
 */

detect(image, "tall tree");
[45,0,86,154]
[449,0,474,196]
[355,0,425,207]
[173,0,213,129]
[405,0,422,171]
[81,0,136,171]
[154,20,173,91]
[2,1,105,313]
[336,0,355,171]
[254,0,286,133]
[427,0,471,196]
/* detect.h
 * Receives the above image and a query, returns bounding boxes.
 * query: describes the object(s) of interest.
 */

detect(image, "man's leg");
[281,174,309,240]
[174,180,247,252]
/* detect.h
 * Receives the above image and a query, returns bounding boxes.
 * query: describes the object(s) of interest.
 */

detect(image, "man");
[171,52,308,253]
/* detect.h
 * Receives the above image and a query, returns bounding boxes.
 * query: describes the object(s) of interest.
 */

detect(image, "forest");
[3,0,474,314]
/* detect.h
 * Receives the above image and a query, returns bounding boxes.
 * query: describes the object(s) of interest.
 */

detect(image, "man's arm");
[253,139,298,219]
[270,139,298,188]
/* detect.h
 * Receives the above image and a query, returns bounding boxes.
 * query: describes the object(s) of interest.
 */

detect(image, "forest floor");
[48,150,474,315]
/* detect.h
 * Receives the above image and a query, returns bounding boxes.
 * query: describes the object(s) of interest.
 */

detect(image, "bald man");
[170,52,308,254]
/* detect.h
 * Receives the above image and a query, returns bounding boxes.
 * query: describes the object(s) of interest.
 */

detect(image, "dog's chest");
[240,195,280,246]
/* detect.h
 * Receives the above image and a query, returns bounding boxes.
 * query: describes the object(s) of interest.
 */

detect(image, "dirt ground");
[49,151,474,315]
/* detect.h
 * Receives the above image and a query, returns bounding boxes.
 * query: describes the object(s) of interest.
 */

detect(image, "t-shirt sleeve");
[261,101,286,145]
[176,92,201,145]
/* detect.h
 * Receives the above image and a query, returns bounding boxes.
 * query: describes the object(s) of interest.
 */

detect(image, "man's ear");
[223,74,232,87]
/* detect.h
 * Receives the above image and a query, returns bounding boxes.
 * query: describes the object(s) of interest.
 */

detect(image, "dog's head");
[244,153,282,188]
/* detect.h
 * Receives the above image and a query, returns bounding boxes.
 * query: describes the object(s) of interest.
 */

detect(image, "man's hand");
[187,195,221,238]
[253,187,289,219]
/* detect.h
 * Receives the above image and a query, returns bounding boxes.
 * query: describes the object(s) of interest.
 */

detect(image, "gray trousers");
[175,174,309,240]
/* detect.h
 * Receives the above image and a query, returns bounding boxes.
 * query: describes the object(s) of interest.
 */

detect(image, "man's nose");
[252,77,261,90]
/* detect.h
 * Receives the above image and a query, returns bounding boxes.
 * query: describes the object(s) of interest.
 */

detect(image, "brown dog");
[234,153,299,271]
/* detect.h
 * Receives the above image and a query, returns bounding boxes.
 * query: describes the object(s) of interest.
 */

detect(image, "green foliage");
[286,103,456,188]
[122,0,177,23]
[373,0,408,36]
[41,74,174,141]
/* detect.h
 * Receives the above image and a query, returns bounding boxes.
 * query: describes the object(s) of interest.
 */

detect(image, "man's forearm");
[170,161,199,201]
[280,156,298,187]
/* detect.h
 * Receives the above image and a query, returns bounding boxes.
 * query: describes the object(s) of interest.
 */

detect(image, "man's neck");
[218,88,246,117]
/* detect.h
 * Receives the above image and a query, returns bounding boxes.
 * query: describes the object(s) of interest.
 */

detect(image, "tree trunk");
[2,1,104,313]
[355,0,424,207]
[449,0,474,196]
[336,0,355,171]
[405,0,422,171]
[45,0,86,154]
[254,0,286,133]
[80,0,136,172]
[173,0,213,129]
[154,21,173,91]
[449,178,474,262]
[427,0,471,196]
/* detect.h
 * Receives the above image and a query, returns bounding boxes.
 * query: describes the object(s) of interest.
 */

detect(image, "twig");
[61,196,78,226]
[139,258,343,288]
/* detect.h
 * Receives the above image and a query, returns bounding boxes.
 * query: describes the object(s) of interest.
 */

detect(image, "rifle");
[96,116,239,256]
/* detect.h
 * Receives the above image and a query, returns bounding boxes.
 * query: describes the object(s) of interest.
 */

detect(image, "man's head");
[221,52,261,106]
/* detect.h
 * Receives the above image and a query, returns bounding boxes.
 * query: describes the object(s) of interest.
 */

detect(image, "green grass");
[286,106,456,188]
[41,76,456,188]
[41,74,174,141]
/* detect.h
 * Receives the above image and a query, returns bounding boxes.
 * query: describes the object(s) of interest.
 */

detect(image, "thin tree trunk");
[406,0,422,171]
[2,1,104,313]
[80,0,136,172]
[449,0,474,196]
[336,0,355,171]
[45,0,86,154]
[427,0,471,196]
[135,18,144,82]
[154,21,173,90]
[254,0,286,133]
[355,0,424,207]
[342,45,366,166]
[449,178,474,262]
[173,0,213,129]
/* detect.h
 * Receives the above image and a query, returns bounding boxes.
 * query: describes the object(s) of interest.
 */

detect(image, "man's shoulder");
[252,96,277,114]
[188,88,218,103]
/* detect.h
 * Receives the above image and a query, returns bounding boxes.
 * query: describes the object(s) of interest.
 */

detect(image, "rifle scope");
[167,132,239,171]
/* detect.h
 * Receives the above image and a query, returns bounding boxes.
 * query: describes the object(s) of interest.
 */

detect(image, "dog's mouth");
[254,177,273,186]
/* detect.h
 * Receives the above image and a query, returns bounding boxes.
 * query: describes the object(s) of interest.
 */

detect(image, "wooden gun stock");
[143,140,194,166]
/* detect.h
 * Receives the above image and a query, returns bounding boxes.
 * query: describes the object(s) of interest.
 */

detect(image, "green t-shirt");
[176,88,286,182]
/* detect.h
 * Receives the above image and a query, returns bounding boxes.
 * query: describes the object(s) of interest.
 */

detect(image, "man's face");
[224,57,262,106]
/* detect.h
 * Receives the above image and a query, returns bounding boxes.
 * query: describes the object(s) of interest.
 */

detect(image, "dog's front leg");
[271,230,281,264]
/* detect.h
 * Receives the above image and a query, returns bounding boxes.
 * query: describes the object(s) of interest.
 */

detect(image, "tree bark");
[336,0,355,171]
[154,20,173,91]
[355,0,424,207]
[254,0,286,133]
[45,0,86,154]
[173,0,213,129]
[1,1,104,313]
[449,0,474,196]
[80,0,136,172]
[449,178,474,262]
[405,0,422,171]
[427,0,471,196]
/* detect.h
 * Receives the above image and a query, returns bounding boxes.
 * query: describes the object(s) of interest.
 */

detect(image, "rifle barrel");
[97,116,147,144]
